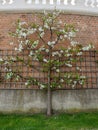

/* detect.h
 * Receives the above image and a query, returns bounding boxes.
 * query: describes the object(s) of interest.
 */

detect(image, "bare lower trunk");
[47,66,52,116]
[47,83,52,116]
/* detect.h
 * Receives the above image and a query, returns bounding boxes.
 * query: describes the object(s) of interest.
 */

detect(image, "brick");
[0,13,97,50]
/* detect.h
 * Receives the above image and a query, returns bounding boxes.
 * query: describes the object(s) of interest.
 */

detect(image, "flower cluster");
[64,73,86,88]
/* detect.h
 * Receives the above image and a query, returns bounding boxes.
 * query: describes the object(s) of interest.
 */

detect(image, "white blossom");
[32,40,39,48]
[82,44,94,51]
[38,27,44,32]
[20,32,27,38]
[47,41,56,47]
[77,52,82,56]
[25,40,30,45]
[56,69,60,73]
[46,18,52,23]
[60,50,64,53]
[69,31,76,37]
[29,51,34,57]
[71,41,78,46]
[45,49,49,53]
[0,58,3,62]
[64,34,67,38]
[80,76,86,79]
[60,35,63,40]
[82,46,89,51]
[66,53,72,57]
[19,21,27,26]
[11,57,16,61]
[6,72,14,79]
[27,28,37,35]
[39,47,45,51]
[19,44,23,49]
[18,44,23,52]
[4,61,9,65]
[72,84,75,88]
[4,67,8,71]
[15,47,18,51]
[60,79,64,83]
[65,63,72,67]
[73,81,77,84]
[50,85,53,88]
[43,59,48,63]
[52,67,56,70]
[40,84,45,89]
[25,82,28,86]
[44,23,49,29]
[51,27,56,30]
[79,80,84,85]
[8,69,12,71]
[59,29,65,33]
[15,75,20,81]
[58,85,62,88]
[58,53,61,57]
[76,67,81,71]
[40,32,45,38]
[52,51,61,57]
[33,56,38,61]
[52,52,57,56]
[68,75,71,78]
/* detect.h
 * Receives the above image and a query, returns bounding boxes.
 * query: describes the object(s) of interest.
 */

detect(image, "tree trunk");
[47,45,52,116]
[47,70,52,116]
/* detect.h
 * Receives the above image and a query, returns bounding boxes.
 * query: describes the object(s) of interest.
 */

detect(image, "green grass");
[0,112,98,130]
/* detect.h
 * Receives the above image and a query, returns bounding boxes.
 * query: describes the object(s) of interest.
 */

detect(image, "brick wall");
[0,13,98,50]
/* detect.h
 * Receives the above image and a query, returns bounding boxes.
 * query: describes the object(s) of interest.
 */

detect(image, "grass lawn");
[0,112,98,130]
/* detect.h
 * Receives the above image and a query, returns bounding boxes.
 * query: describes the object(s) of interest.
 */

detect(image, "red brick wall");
[0,13,98,50]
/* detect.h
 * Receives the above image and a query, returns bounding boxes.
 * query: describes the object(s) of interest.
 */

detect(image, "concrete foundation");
[0,89,98,113]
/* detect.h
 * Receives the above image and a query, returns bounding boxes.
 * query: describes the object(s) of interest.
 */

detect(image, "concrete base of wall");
[0,89,98,114]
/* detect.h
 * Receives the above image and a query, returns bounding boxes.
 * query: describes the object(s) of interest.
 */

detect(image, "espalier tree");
[0,11,94,116]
